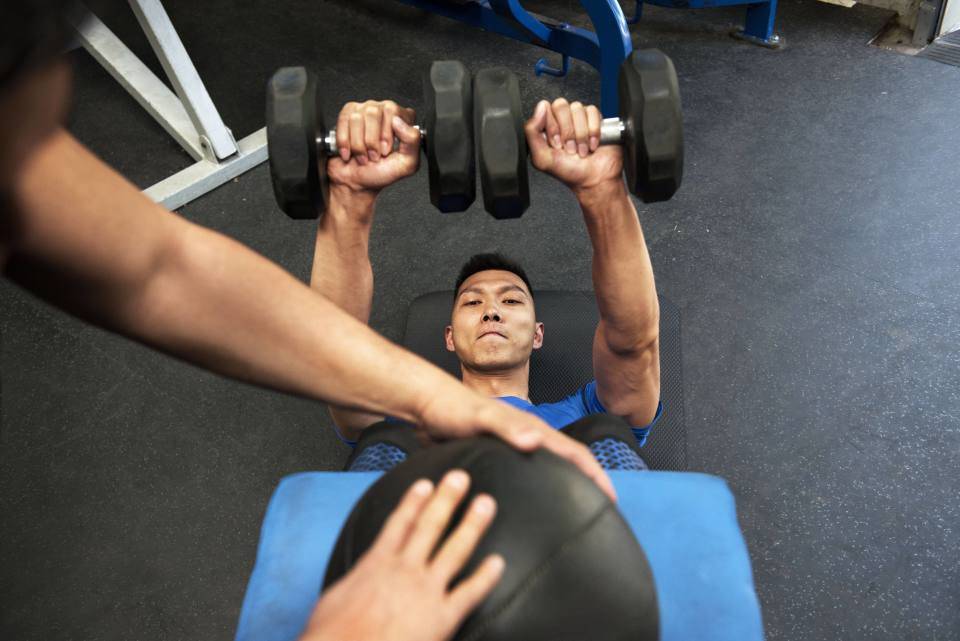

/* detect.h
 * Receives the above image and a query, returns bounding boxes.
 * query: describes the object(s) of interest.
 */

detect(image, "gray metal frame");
[71,1,267,210]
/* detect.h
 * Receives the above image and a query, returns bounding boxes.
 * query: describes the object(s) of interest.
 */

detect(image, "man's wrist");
[574,179,628,209]
[325,184,378,230]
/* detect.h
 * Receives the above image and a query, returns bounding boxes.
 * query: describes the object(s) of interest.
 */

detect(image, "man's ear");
[444,325,456,352]
[532,321,545,350]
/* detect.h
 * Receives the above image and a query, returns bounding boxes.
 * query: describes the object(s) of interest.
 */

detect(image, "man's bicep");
[592,326,661,427]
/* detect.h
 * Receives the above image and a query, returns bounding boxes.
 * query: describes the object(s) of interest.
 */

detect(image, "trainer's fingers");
[363,101,382,161]
[405,470,471,562]
[542,429,618,503]
[477,405,545,451]
[586,105,601,151]
[372,478,434,554]
[551,98,575,154]
[447,554,506,617]
[431,494,497,581]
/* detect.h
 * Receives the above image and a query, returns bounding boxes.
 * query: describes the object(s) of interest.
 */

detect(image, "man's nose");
[482,308,501,322]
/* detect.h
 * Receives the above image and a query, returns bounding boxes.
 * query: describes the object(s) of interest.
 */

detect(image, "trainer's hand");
[299,471,503,641]
[525,99,623,194]
[328,100,420,193]
[416,388,618,502]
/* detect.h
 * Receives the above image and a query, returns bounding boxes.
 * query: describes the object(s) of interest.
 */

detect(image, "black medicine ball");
[323,436,659,641]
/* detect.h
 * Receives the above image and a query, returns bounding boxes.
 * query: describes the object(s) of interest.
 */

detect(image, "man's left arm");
[525,99,660,427]
[578,181,660,427]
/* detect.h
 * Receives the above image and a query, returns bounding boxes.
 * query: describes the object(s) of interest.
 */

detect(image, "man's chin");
[463,355,522,374]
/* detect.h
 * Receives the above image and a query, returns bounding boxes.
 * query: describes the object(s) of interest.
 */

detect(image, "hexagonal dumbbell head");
[618,49,684,203]
[266,67,328,219]
[474,67,529,219]
[422,61,475,213]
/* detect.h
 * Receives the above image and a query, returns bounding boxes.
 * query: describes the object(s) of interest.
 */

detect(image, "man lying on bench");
[312,98,662,471]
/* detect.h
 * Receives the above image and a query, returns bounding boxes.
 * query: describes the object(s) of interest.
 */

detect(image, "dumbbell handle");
[317,119,620,155]
[318,127,427,156]
[600,117,626,146]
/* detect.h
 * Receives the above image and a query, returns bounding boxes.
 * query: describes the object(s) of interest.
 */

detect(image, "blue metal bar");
[642,0,770,8]
[535,52,570,77]
[392,0,632,116]
[579,0,632,117]
[742,0,778,42]
[488,0,552,43]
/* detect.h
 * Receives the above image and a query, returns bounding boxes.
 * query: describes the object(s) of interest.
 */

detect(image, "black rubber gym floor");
[2,1,959,640]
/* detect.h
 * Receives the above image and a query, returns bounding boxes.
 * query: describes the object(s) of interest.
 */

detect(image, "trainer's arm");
[577,181,660,427]
[310,186,384,438]
[3,129,443,422]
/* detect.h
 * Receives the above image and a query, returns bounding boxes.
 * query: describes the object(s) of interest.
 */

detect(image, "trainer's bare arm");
[525,99,660,427]
[0,64,616,500]
[4,128,455,423]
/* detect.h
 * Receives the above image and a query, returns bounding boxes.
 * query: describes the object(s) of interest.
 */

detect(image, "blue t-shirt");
[495,380,661,448]
[337,380,662,449]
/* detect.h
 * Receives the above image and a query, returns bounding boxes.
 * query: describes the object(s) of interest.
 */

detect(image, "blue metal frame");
[393,0,779,116]
[393,0,632,116]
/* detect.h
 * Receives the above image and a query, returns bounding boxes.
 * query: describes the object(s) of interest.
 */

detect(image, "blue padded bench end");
[235,471,764,641]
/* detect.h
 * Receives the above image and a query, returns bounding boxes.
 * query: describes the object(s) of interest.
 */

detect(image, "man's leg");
[561,414,649,471]
[344,421,423,472]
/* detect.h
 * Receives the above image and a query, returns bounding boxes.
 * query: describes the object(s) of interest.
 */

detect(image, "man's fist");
[327,100,421,194]
[525,99,623,194]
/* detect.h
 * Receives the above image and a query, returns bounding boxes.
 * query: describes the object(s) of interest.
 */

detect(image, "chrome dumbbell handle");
[318,127,428,156]
[599,117,626,146]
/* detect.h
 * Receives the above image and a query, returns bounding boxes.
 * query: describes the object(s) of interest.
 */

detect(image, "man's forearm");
[310,187,376,323]
[5,130,454,423]
[576,180,659,352]
[310,187,384,433]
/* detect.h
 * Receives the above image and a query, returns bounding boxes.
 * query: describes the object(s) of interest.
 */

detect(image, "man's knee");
[561,414,648,471]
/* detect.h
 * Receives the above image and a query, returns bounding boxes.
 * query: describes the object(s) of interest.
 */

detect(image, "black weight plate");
[618,50,683,203]
[266,67,327,219]
[422,61,475,213]
[474,67,529,219]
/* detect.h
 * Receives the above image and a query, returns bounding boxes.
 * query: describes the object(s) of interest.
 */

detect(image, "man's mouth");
[479,331,507,340]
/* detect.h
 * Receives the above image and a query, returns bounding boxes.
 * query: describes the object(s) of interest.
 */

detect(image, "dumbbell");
[474,49,684,219]
[266,61,475,219]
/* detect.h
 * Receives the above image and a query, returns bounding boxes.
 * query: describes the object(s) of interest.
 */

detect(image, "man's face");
[446,269,544,373]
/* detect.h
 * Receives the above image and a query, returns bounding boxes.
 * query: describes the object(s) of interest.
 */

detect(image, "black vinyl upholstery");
[401,291,687,470]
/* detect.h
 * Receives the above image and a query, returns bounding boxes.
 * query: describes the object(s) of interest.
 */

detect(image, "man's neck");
[460,363,531,401]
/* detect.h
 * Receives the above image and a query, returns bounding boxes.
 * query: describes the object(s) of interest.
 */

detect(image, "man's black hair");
[0,1,79,95]
[454,253,533,299]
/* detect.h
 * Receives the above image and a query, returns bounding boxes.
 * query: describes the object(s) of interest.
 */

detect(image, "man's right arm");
[310,186,384,440]
[307,99,425,440]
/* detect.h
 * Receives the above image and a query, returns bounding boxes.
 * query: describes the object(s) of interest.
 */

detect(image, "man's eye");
[465,300,480,306]
[504,299,521,304]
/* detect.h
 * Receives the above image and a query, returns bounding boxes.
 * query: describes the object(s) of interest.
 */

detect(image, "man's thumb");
[393,116,420,145]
